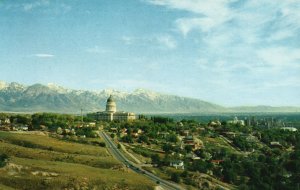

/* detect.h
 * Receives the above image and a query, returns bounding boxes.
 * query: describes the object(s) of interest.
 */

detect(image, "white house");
[170,160,184,170]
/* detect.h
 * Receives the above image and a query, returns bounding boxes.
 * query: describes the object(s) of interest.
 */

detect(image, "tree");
[162,143,173,153]
[138,135,149,143]
[167,134,178,143]
[151,154,161,165]
[110,133,115,139]
[171,173,180,183]
[223,168,237,183]
[184,145,192,153]
[122,135,133,143]
[0,154,8,168]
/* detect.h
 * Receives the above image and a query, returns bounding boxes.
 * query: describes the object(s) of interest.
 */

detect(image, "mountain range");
[0,81,299,114]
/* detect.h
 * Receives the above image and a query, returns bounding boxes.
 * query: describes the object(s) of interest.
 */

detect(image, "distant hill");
[0,81,225,113]
[0,81,299,114]
[229,106,300,113]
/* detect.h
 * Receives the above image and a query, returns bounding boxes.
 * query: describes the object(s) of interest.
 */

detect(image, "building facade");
[89,95,136,121]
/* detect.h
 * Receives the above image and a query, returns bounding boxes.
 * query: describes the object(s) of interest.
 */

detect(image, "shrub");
[171,172,180,183]
[0,153,8,167]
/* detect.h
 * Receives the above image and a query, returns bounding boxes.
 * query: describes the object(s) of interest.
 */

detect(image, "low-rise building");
[281,127,297,132]
[170,160,184,170]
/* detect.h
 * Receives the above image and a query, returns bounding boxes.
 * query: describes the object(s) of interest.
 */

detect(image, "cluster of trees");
[150,116,174,124]
[232,136,257,151]
[260,128,299,147]
[111,116,197,146]
[0,113,94,131]
[1,113,102,139]
[31,113,84,131]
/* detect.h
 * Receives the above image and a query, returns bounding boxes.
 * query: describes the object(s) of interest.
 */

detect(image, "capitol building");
[89,95,136,121]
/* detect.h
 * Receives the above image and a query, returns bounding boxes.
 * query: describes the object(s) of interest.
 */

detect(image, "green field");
[0,131,155,190]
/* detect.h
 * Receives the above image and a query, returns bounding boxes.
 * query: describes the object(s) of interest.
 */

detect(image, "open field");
[201,136,240,153]
[0,131,155,189]
[0,132,108,156]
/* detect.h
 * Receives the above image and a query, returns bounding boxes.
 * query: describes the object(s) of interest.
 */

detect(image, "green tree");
[184,145,192,153]
[171,173,180,183]
[151,154,161,165]
[167,134,178,143]
[0,154,8,168]
[110,133,115,139]
[162,143,174,153]
[122,135,133,143]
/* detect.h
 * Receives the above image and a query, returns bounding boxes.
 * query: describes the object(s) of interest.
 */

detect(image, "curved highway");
[99,131,184,190]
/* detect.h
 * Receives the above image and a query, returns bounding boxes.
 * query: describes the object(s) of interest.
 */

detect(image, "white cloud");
[147,0,233,16]
[147,0,234,35]
[176,17,213,36]
[147,0,300,48]
[33,53,54,58]
[121,36,135,45]
[257,47,300,67]
[23,0,49,12]
[121,35,177,49]
[2,0,71,14]
[267,30,294,41]
[86,46,110,54]
[156,35,177,49]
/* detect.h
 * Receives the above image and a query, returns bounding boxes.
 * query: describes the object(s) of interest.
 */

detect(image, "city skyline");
[0,0,299,106]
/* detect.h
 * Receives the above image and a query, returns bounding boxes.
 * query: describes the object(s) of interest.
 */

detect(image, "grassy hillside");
[0,131,155,190]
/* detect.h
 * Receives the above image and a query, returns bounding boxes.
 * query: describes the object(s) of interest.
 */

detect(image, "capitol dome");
[105,95,116,113]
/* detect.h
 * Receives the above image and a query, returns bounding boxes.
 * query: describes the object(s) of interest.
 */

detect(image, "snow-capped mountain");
[0,81,225,113]
[0,81,299,113]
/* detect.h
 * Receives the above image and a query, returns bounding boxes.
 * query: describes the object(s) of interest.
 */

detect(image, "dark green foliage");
[110,133,115,139]
[10,114,31,125]
[76,127,97,138]
[170,172,180,183]
[151,116,173,124]
[167,134,178,143]
[232,136,255,151]
[189,160,213,173]
[31,113,77,131]
[184,145,193,153]
[137,135,149,143]
[162,143,174,153]
[132,147,154,158]
[151,154,161,165]
[0,153,8,167]
[117,143,121,149]
[121,135,133,143]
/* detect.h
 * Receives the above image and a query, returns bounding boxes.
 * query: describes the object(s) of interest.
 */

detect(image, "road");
[99,131,185,190]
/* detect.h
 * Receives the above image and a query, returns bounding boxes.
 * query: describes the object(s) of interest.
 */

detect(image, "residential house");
[170,160,184,170]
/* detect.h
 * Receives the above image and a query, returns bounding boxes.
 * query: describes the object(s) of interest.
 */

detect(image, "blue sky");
[0,0,299,106]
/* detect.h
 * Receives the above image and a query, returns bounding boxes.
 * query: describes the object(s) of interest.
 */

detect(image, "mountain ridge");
[0,81,299,114]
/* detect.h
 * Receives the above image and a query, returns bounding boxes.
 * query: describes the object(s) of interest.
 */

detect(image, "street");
[99,131,185,190]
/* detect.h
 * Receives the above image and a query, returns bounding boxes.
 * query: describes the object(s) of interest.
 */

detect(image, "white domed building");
[91,95,135,121]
